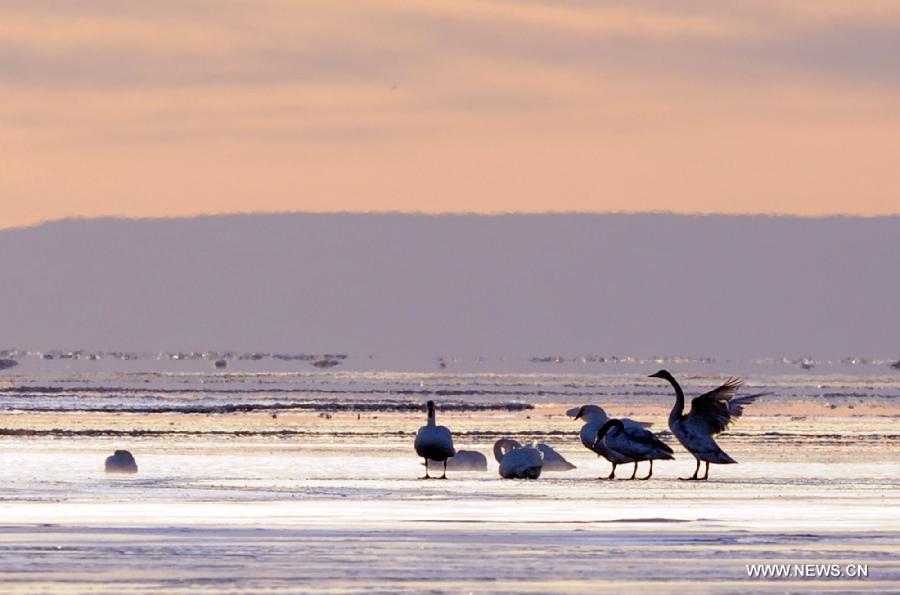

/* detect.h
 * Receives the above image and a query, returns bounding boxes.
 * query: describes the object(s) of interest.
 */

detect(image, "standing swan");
[649,370,764,480]
[414,400,455,479]
[570,405,652,480]
[593,419,673,480]
[493,439,543,479]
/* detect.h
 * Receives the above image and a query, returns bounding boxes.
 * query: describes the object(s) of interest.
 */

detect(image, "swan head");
[649,369,673,381]
[572,404,608,423]
[591,418,624,450]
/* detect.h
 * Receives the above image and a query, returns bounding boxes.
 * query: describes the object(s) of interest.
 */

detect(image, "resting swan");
[428,449,488,471]
[532,442,576,471]
[493,439,542,479]
[104,450,138,474]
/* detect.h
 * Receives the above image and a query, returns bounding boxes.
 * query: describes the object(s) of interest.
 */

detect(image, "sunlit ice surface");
[0,360,898,592]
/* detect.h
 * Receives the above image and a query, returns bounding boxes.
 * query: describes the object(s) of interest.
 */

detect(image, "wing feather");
[688,377,745,434]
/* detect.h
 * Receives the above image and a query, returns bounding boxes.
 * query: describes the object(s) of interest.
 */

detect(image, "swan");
[493,439,542,479]
[649,370,766,480]
[570,405,653,479]
[532,442,576,471]
[428,449,488,471]
[104,450,138,474]
[414,400,455,479]
[593,419,674,480]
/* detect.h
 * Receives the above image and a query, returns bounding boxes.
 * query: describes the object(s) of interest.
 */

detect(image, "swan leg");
[439,459,448,480]
[628,462,638,480]
[701,461,710,480]
[640,460,653,480]
[599,463,617,480]
[680,458,701,481]
[420,458,432,480]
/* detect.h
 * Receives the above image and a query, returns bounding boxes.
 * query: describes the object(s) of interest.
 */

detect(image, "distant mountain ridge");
[1,213,897,360]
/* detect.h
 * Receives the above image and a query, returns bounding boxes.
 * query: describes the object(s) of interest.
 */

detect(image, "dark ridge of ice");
[410,518,693,524]
[0,385,603,398]
[0,428,585,438]
[3,428,897,444]
[0,400,534,415]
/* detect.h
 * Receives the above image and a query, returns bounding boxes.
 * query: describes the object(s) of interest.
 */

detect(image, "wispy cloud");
[1,1,899,227]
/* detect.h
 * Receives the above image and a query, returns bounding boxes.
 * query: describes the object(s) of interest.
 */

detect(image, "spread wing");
[688,377,744,434]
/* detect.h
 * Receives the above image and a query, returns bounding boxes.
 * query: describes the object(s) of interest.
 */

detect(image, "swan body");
[494,439,542,479]
[650,370,766,480]
[429,449,488,471]
[593,419,673,479]
[532,442,576,471]
[414,400,455,479]
[104,450,138,474]
[570,404,653,479]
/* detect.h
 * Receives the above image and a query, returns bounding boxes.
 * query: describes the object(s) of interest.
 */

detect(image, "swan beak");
[648,372,661,378]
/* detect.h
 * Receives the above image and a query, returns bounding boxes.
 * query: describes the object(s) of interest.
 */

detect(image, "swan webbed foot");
[628,462,638,480]
[596,463,617,480]
[680,459,701,481]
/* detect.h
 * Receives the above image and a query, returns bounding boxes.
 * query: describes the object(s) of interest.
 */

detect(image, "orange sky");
[2,0,900,229]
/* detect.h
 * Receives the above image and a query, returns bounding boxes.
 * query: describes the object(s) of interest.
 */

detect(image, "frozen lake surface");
[1,360,898,592]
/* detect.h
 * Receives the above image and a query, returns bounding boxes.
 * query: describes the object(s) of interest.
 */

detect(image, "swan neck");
[596,419,623,442]
[493,439,520,463]
[668,376,685,418]
[493,441,505,463]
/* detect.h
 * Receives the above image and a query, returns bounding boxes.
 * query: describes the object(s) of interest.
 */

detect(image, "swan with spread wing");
[649,370,767,480]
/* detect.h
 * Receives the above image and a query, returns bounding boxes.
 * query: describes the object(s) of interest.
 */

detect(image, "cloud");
[1,1,899,227]
[2,1,900,90]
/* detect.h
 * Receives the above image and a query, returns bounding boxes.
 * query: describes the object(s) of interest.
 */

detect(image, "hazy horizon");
[8,210,900,234]
[3,212,897,360]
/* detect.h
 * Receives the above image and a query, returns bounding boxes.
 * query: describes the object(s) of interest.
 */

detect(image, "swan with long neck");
[592,419,673,480]
[414,400,455,479]
[650,369,766,480]
[493,439,543,479]
[570,405,653,480]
